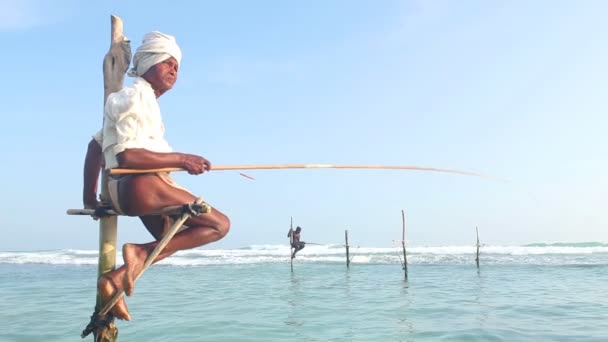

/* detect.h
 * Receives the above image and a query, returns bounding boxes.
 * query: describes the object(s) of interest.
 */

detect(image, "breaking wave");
[1,242,607,266]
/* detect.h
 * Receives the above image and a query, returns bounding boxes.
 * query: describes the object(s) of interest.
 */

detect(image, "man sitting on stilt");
[288,226,305,259]
[82,31,230,321]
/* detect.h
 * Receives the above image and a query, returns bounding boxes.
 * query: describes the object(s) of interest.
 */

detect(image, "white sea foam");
[1,243,607,266]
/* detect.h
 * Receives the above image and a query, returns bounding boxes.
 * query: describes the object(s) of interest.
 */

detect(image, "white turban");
[127,31,182,77]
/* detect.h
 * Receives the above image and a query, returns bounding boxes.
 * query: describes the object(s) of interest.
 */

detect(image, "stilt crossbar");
[67,203,209,218]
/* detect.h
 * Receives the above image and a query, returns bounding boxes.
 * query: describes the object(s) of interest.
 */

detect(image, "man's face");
[143,57,179,96]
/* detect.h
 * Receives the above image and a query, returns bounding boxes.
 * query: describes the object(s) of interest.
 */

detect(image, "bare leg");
[97,267,131,321]
[95,215,175,320]
[292,243,305,258]
[121,212,229,295]
[119,174,230,296]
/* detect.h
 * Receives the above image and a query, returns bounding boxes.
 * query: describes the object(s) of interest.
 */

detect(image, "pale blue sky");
[1,0,606,250]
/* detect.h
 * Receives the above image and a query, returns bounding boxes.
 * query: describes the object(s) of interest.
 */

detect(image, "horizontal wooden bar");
[67,202,210,217]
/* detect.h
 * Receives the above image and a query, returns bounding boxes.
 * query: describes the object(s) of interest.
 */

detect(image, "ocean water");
[1,243,607,341]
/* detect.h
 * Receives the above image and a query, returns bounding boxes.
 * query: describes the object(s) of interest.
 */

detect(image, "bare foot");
[97,275,131,321]
[122,243,147,296]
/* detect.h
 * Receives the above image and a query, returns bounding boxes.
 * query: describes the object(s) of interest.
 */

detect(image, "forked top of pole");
[110,15,123,43]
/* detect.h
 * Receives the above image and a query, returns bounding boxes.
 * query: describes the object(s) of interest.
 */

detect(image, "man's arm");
[83,138,103,209]
[117,149,211,175]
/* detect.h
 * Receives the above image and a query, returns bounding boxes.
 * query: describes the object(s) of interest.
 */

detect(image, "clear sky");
[1,0,606,250]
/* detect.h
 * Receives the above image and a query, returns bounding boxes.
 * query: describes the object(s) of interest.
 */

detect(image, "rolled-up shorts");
[108,172,193,215]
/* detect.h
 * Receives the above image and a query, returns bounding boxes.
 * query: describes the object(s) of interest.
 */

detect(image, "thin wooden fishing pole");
[109,164,489,178]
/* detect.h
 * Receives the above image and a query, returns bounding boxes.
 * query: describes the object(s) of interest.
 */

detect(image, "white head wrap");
[127,31,182,77]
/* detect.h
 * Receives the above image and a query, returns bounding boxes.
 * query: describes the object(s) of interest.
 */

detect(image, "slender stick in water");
[345,229,350,269]
[402,210,408,280]
[289,217,294,272]
[476,226,480,269]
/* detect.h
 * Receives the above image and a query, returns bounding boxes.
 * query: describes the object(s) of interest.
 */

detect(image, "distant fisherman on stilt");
[287,226,306,259]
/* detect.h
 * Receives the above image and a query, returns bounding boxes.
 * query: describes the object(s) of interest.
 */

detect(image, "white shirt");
[101,77,172,169]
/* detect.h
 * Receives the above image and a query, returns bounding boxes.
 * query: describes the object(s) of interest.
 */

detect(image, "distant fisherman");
[82,31,230,321]
[288,226,306,258]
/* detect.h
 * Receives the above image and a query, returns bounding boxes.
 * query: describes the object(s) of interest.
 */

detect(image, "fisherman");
[288,226,305,259]
[82,31,230,321]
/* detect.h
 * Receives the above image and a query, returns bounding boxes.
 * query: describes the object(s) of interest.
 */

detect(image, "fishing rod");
[109,163,492,179]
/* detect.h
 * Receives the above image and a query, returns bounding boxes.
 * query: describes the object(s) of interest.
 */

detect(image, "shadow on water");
[285,272,304,329]
[284,266,358,340]
[343,269,354,341]
[475,270,488,327]
[397,277,415,339]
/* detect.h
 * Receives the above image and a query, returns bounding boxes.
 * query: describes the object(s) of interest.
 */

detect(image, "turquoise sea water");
[1,244,607,341]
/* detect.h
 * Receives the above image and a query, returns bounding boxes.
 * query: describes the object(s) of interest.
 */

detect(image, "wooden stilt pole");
[345,229,350,269]
[402,210,408,280]
[289,216,294,272]
[475,226,480,269]
[92,15,130,342]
